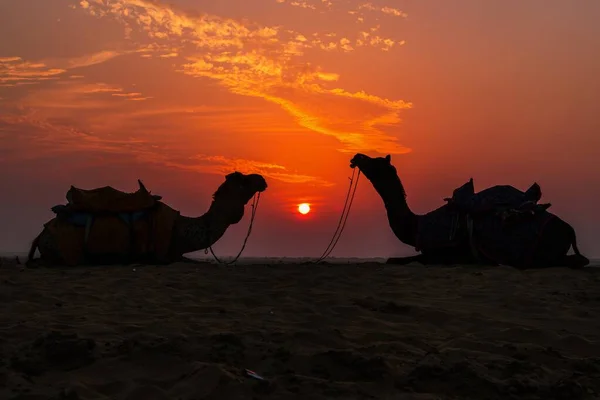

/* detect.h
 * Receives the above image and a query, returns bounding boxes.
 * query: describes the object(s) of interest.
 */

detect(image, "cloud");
[358,3,408,18]
[0,108,328,185]
[381,6,408,17]
[63,50,127,69]
[128,96,151,101]
[158,52,179,58]
[288,1,317,10]
[111,91,152,101]
[0,57,22,63]
[187,154,332,185]
[0,57,66,86]
[12,81,152,109]
[0,110,144,162]
[1,0,413,193]
[0,46,151,88]
[76,0,412,154]
[275,0,407,26]
[0,72,328,185]
[274,0,320,10]
[0,38,186,91]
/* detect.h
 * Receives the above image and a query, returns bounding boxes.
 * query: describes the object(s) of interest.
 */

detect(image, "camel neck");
[173,204,232,255]
[371,175,418,247]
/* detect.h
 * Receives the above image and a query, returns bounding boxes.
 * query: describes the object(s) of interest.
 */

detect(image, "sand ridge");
[1,261,600,399]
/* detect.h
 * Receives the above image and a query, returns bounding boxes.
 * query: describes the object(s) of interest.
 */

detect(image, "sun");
[298,203,311,215]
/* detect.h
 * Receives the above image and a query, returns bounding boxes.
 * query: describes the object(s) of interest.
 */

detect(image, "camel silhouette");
[27,172,267,266]
[350,153,589,269]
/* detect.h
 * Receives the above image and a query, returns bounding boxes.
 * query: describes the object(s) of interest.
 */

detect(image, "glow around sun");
[298,203,311,215]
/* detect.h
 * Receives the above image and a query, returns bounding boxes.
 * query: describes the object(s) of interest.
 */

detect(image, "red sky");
[1,0,599,258]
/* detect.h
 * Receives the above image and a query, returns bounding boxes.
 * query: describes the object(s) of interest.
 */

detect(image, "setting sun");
[298,203,311,215]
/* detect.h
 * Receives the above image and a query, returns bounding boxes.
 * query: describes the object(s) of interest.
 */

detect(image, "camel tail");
[566,226,589,268]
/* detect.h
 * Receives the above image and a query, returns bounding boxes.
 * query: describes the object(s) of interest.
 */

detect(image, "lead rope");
[313,169,361,263]
[206,192,261,266]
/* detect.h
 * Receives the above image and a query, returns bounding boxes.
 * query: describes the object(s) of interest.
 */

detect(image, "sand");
[1,260,600,400]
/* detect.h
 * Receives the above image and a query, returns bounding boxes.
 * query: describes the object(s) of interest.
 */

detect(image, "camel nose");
[250,175,268,192]
[350,154,363,168]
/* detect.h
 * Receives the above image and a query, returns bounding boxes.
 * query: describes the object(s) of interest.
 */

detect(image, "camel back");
[416,180,552,264]
[44,182,179,266]
[61,180,162,213]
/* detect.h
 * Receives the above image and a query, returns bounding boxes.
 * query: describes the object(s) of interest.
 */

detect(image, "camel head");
[211,172,268,224]
[350,153,397,183]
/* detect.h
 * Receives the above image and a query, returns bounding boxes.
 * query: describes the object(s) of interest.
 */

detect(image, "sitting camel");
[350,153,589,269]
[27,172,267,266]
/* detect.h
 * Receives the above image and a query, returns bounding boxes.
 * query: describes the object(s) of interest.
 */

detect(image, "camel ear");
[226,171,243,181]
[385,154,391,163]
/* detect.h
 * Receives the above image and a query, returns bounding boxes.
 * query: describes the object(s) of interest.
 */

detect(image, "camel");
[350,153,589,269]
[27,172,267,266]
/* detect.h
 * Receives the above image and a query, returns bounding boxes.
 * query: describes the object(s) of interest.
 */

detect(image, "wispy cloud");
[0,47,145,88]
[187,154,332,185]
[278,0,317,10]
[76,0,412,154]
[0,41,181,91]
[0,57,66,86]
[62,50,127,69]
[12,81,151,109]
[0,72,326,185]
[0,107,327,185]
[1,0,413,193]
[275,0,407,24]
[111,92,152,101]
[0,57,22,63]
[358,3,408,18]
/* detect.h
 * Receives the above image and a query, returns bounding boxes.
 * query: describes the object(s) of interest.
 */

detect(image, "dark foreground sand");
[1,261,600,400]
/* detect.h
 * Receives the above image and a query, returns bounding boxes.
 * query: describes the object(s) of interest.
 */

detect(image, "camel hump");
[58,181,162,214]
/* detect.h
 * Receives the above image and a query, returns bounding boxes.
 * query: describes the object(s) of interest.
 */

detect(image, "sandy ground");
[1,260,600,400]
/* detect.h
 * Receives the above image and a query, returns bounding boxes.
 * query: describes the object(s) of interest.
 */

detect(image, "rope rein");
[206,192,261,265]
[207,168,360,266]
[314,169,361,263]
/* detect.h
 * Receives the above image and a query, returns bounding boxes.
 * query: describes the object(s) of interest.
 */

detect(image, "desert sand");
[1,260,600,400]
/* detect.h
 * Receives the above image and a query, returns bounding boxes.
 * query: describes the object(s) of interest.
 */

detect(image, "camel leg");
[386,255,426,265]
[26,228,61,267]
[559,254,590,269]
[532,254,590,269]
[387,248,483,266]
[177,255,213,265]
[26,232,42,267]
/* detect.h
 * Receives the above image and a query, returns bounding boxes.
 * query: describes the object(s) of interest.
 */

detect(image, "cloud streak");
[187,155,332,185]
[0,57,66,86]
[0,75,326,186]
[0,106,327,185]
[358,3,408,18]
[76,0,412,154]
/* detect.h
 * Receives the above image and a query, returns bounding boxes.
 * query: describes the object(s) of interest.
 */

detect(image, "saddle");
[43,180,179,266]
[52,179,162,215]
[416,179,552,253]
[443,178,551,217]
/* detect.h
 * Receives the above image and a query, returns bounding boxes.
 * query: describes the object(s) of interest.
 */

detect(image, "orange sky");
[1,0,599,258]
